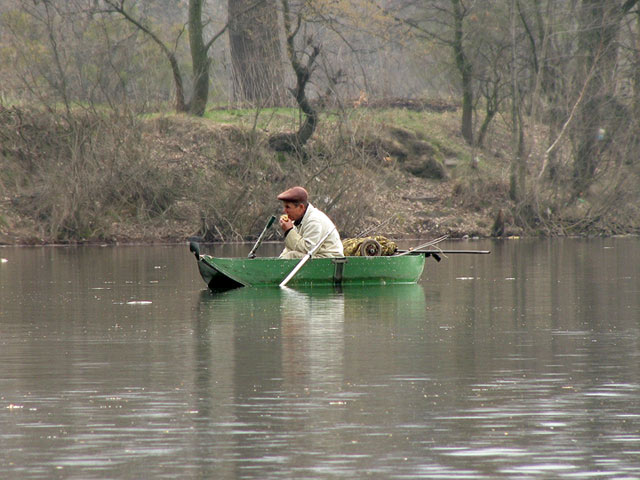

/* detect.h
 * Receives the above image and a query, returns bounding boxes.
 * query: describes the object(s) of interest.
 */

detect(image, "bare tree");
[2,2,74,118]
[633,6,640,127]
[387,0,478,145]
[268,0,320,152]
[474,7,511,147]
[509,0,525,202]
[570,0,637,195]
[450,0,474,145]
[2,1,144,115]
[103,0,227,116]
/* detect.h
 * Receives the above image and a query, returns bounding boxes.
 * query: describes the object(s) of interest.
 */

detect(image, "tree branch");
[538,53,599,180]
[102,0,187,112]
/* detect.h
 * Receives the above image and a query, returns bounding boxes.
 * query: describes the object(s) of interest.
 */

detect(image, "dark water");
[1,238,639,479]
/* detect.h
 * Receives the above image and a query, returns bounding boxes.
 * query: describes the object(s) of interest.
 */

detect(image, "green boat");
[190,243,426,290]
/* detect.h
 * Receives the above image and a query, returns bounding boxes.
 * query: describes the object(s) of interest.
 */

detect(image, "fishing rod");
[395,234,449,256]
[397,247,490,262]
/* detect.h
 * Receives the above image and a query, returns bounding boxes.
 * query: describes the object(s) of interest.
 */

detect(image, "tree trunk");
[633,7,640,136]
[228,0,285,106]
[477,76,500,148]
[452,0,474,146]
[509,0,525,202]
[168,54,188,113]
[572,0,622,194]
[188,0,210,116]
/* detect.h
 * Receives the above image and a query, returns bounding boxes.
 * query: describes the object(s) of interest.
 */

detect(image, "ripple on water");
[443,447,530,458]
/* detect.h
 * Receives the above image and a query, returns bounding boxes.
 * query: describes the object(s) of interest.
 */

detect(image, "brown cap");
[277,186,308,203]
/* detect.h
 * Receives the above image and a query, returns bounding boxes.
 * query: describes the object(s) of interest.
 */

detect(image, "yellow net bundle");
[342,236,398,257]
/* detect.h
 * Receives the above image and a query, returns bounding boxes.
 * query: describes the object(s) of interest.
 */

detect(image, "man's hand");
[279,215,294,232]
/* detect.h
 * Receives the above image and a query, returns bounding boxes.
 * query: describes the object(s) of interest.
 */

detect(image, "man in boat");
[277,186,344,259]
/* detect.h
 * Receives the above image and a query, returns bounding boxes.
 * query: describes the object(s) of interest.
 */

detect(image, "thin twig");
[537,44,602,180]
[356,213,399,238]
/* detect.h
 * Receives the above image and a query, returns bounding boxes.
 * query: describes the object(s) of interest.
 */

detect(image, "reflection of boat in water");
[198,282,426,301]
[197,283,427,325]
[195,283,427,392]
[192,282,427,456]
[190,282,429,477]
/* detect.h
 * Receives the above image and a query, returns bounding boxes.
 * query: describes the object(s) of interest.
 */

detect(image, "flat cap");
[277,186,308,203]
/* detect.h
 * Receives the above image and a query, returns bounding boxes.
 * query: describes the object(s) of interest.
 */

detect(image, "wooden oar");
[279,226,336,287]
[395,234,449,257]
[247,215,276,258]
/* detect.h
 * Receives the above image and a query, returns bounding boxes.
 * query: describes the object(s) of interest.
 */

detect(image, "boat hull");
[196,254,426,290]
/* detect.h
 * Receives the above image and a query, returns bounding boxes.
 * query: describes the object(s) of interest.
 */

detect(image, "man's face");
[283,202,306,221]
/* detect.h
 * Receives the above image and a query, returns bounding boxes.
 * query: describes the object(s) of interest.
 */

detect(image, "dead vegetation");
[0,104,638,245]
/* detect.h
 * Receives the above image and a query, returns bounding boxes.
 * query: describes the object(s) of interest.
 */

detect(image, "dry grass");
[1,104,638,244]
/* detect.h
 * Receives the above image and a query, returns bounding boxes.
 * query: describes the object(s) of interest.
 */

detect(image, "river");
[1,238,639,479]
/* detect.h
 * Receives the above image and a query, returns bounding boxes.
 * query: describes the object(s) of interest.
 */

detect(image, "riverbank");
[1,103,638,245]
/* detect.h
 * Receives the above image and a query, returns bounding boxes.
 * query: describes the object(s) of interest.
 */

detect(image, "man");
[277,186,344,259]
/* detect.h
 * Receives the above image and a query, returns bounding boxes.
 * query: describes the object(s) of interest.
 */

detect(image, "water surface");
[1,238,639,479]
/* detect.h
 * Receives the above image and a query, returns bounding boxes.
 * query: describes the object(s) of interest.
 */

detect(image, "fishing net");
[342,236,398,256]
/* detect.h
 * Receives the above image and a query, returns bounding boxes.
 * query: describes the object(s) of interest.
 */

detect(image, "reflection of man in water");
[279,288,345,387]
[277,186,344,259]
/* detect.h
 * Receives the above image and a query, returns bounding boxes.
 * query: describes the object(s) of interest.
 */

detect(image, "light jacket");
[281,204,344,258]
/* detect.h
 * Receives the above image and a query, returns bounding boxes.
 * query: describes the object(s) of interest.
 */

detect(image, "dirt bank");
[1,104,637,245]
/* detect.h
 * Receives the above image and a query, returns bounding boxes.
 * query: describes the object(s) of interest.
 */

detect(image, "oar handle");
[248,215,277,258]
